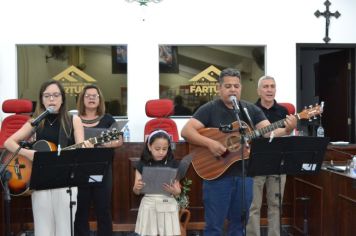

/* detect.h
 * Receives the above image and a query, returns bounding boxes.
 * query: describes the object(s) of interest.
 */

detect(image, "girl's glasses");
[43,93,61,100]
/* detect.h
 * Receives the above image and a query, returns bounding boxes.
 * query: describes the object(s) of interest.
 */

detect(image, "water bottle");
[351,156,356,177]
[316,124,324,137]
[123,125,130,142]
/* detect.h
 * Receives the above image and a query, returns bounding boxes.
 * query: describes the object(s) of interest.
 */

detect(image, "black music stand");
[29,148,114,236]
[247,136,329,235]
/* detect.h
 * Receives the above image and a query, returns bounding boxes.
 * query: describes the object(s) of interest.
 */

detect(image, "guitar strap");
[58,114,73,148]
[176,154,193,181]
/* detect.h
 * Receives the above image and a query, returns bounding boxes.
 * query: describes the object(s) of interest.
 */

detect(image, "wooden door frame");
[296,43,356,142]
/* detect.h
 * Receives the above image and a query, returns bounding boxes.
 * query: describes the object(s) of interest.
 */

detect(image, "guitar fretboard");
[247,118,288,140]
[62,137,101,150]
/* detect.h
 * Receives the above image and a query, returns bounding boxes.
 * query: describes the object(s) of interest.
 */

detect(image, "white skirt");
[135,194,181,236]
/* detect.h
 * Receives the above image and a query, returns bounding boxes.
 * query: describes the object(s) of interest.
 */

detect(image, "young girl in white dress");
[133,129,181,236]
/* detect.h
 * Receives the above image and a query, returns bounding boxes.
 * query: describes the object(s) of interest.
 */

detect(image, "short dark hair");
[218,68,241,84]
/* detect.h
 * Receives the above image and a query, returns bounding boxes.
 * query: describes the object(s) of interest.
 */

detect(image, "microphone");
[31,106,55,127]
[229,95,240,111]
[243,107,255,130]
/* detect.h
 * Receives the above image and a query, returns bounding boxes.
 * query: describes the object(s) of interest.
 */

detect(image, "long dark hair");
[34,80,72,137]
[140,130,174,164]
[77,84,105,116]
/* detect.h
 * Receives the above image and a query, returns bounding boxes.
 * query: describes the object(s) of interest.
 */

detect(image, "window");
[159,45,265,116]
[17,45,128,117]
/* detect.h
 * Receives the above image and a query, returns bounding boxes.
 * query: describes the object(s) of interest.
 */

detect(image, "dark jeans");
[203,176,253,236]
[74,169,112,236]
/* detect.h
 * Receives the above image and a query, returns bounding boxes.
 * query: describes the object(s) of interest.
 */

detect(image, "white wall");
[1,0,356,141]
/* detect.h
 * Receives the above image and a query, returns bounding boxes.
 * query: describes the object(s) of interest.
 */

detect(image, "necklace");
[81,115,103,124]
[47,117,58,126]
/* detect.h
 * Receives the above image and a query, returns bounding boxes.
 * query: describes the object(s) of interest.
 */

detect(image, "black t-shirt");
[255,99,288,123]
[193,99,267,177]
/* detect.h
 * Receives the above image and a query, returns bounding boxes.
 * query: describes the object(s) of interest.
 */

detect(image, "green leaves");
[176,178,192,209]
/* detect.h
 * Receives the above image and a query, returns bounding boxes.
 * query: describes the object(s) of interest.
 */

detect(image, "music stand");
[247,136,329,235]
[30,148,114,236]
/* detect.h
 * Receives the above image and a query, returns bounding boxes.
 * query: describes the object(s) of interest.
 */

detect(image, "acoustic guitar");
[190,105,322,180]
[0,129,122,196]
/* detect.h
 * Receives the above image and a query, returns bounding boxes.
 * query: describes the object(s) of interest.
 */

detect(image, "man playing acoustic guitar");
[181,68,296,236]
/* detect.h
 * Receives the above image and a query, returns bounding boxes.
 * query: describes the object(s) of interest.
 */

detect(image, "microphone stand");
[231,103,248,236]
[0,124,39,236]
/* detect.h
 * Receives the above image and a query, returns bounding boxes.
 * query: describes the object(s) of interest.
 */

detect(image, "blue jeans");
[203,176,253,236]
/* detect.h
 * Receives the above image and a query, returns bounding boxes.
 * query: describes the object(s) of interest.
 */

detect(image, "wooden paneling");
[292,166,356,236]
[5,143,356,235]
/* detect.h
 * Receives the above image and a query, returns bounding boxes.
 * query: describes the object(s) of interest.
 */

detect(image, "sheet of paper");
[141,167,177,195]
[89,175,103,183]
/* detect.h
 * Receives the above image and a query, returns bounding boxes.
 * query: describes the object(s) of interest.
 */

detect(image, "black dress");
[74,114,115,236]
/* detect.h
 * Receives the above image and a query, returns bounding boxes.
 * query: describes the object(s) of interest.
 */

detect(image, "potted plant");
[176,178,192,236]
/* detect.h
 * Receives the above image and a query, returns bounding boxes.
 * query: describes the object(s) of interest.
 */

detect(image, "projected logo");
[52,65,96,95]
[189,65,221,96]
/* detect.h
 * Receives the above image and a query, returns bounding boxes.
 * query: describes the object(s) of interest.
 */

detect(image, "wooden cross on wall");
[315,0,341,43]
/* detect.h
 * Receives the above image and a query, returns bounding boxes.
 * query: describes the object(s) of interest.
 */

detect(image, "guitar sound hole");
[226,135,241,152]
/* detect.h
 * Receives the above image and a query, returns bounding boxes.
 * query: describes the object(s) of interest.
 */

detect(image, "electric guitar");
[190,105,322,180]
[0,128,122,196]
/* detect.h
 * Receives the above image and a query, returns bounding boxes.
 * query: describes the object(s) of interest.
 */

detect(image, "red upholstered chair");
[278,102,296,115]
[144,99,179,142]
[0,99,33,148]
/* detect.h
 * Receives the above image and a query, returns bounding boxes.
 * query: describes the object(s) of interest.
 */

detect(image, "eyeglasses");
[84,94,100,99]
[43,93,62,100]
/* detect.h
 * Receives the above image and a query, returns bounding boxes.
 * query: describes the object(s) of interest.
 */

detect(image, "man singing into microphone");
[181,68,296,236]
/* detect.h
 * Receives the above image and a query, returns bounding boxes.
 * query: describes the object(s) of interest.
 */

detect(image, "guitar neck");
[62,137,99,150]
[247,115,297,140]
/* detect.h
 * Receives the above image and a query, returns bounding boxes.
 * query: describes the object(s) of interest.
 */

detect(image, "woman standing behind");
[74,84,123,236]
[4,80,89,236]
[133,130,181,236]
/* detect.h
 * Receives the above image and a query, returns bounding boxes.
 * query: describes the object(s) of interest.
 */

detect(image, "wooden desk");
[292,144,356,236]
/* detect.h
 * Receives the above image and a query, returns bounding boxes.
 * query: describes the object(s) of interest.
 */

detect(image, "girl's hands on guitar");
[82,140,94,148]
[22,148,36,162]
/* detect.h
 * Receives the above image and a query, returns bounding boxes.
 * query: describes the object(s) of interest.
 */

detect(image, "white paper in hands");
[141,167,177,195]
